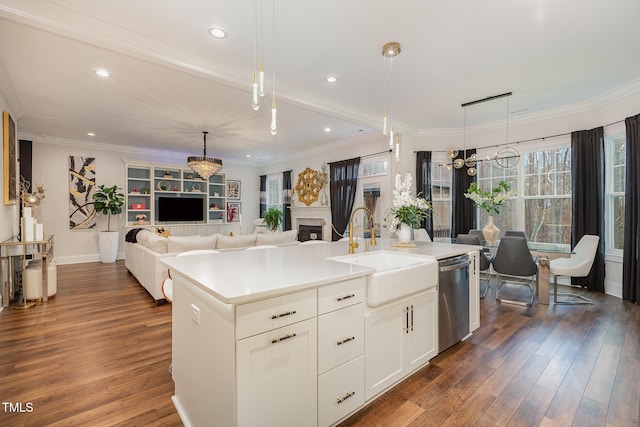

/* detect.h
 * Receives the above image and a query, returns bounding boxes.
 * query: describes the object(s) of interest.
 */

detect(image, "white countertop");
[161,238,480,304]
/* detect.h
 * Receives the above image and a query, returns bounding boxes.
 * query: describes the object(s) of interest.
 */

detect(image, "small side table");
[1,235,54,308]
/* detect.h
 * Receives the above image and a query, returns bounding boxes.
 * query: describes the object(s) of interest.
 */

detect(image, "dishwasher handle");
[439,259,471,272]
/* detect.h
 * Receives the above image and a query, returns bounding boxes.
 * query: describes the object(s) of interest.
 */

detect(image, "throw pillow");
[255,229,299,245]
[216,233,257,249]
[168,235,218,253]
[136,230,168,253]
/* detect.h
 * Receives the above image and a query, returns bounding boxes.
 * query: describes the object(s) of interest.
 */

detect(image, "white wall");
[0,93,19,310]
[30,136,260,264]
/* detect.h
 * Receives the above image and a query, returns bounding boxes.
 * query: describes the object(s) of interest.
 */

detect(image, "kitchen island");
[163,239,481,427]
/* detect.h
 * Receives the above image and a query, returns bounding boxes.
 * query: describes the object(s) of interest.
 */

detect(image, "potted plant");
[262,208,283,232]
[93,184,125,263]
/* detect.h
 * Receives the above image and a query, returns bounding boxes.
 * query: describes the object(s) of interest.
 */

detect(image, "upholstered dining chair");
[468,229,487,246]
[162,249,221,303]
[504,230,528,241]
[549,234,599,304]
[456,233,492,298]
[413,228,432,242]
[492,236,538,306]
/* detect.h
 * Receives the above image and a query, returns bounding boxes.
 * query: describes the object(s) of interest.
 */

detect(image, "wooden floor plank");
[2,261,639,426]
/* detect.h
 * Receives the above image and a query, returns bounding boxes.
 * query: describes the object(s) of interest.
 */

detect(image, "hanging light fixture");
[251,0,265,111]
[270,0,277,135]
[382,41,401,159]
[187,131,222,180]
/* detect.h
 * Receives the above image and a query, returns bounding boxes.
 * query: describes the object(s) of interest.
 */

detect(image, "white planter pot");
[397,223,412,244]
[99,231,120,263]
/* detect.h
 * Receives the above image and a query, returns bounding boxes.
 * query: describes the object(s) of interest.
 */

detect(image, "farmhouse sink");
[328,250,438,307]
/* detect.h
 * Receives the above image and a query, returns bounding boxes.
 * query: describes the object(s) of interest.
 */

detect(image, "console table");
[1,235,54,308]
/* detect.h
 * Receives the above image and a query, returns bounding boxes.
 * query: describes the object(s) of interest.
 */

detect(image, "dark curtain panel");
[623,113,640,303]
[329,157,361,241]
[451,149,476,237]
[571,127,605,292]
[282,170,292,231]
[415,151,434,238]
[259,175,267,217]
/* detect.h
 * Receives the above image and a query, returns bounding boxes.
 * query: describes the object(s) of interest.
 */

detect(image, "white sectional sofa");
[125,229,299,302]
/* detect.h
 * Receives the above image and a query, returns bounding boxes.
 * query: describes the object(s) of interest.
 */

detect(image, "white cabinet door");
[364,290,438,402]
[364,301,405,401]
[237,317,317,427]
[468,250,480,332]
[404,289,438,374]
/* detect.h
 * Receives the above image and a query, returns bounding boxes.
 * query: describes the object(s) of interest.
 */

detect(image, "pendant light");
[270,0,277,135]
[382,41,401,158]
[252,0,265,111]
[187,131,222,180]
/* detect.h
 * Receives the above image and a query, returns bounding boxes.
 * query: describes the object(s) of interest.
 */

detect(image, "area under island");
[162,238,481,427]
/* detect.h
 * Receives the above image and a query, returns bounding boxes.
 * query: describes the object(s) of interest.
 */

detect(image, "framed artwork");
[69,156,97,229]
[227,180,241,200]
[3,111,17,205]
[227,201,241,222]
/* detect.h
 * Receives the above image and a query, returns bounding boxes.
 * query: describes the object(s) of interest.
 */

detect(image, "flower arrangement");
[464,181,515,215]
[386,173,431,229]
[135,213,147,221]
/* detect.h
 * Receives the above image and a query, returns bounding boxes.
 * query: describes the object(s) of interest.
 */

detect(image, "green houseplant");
[92,184,125,263]
[262,208,283,232]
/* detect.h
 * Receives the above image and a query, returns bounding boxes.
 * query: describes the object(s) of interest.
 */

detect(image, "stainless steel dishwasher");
[438,254,471,352]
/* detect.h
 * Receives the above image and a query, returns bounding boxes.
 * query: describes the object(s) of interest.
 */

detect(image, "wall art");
[227,179,241,200]
[3,111,17,205]
[69,156,97,229]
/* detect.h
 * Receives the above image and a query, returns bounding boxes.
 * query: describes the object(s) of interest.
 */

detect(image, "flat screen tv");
[157,196,204,222]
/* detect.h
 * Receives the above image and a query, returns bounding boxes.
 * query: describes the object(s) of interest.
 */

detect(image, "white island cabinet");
[165,240,480,427]
[364,288,438,401]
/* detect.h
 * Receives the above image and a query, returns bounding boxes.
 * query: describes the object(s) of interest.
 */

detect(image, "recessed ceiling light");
[208,27,228,39]
[246,154,252,158]
[95,68,110,77]
[87,132,95,137]
[324,127,331,133]
[325,76,337,83]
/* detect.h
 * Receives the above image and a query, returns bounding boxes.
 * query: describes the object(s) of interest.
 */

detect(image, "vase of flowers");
[386,173,431,244]
[135,213,147,225]
[464,181,515,245]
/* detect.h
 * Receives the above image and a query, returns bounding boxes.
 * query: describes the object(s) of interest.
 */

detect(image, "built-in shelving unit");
[125,162,227,227]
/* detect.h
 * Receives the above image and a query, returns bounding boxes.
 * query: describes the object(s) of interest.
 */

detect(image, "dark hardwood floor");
[1,262,639,426]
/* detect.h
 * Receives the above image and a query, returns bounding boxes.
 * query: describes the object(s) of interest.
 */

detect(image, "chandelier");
[187,131,222,181]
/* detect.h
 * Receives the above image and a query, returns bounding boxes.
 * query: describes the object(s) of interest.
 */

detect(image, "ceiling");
[1,0,639,163]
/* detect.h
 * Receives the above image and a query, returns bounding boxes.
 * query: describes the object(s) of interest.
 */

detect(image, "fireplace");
[298,225,323,242]
[289,207,332,242]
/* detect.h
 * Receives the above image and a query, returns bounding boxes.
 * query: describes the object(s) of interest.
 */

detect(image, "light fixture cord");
[203,132,208,157]
[506,95,509,144]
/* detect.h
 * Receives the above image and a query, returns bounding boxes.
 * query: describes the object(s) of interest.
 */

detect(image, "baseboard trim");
[55,251,125,265]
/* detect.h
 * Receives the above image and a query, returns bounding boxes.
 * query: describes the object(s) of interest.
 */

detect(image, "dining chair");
[162,249,221,303]
[504,230,528,241]
[413,228,432,242]
[549,234,599,304]
[468,229,487,246]
[456,234,492,298]
[492,236,538,306]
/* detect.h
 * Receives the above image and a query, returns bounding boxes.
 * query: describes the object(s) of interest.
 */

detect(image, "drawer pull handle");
[336,294,355,302]
[336,336,355,346]
[271,333,296,344]
[336,391,355,404]
[271,310,296,319]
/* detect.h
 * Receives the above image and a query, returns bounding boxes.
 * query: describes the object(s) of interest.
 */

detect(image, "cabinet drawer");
[318,303,364,374]
[236,289,317,339]
[318,355,364,427]
[318,277,365,315]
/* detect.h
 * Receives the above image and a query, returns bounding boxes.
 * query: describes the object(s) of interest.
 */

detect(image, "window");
[476,156,518,235]
[521,147,572,244]
[606,134,625,252]
[431,159,452,237]
[265,174,283,223]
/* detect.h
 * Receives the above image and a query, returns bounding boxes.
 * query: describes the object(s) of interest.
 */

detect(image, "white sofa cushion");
[216,233,257,249]
[255,229,298,245]
[136,230,168,254]
[168,235,217,253]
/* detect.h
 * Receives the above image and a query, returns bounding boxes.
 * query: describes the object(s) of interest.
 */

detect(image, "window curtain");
[451,149,476,237]
[570,127,605,292]
[259,175,266,217]
[282,170,292,231]
[329,157,361,241]
[623,113,640,303]
[415,151,434,238]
